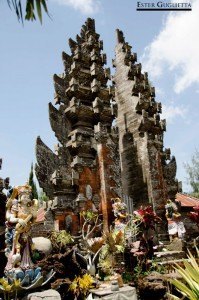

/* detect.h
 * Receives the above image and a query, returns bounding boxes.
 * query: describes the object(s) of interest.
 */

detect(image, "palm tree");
[6,0,49,24]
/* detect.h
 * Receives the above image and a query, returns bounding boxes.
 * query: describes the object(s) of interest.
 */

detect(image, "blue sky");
[0,0,198,192]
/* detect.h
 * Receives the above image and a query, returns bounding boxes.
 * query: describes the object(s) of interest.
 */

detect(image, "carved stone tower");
[113,30,178,219]
[36,19,179,235]
[36,19,121,233]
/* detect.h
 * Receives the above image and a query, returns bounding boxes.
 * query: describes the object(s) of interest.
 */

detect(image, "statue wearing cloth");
[165,199,186,240]
[5,184,38,271]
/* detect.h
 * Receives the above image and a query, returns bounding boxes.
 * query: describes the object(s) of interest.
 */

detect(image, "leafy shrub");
[168,247,199,300]
[49,230,74,252]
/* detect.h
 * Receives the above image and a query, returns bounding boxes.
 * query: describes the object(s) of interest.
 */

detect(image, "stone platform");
[22,290,61,300]
[154,250,185,260]
[88,285,137,300]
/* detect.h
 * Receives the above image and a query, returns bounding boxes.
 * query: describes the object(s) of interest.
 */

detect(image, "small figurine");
[165,199,186,240]
[111,198,128,231]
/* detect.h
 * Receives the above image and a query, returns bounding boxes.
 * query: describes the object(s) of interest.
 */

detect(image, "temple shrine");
[35,18,179,235]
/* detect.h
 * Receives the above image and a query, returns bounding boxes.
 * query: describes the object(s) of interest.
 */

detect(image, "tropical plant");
[72,211,103,277]
[124,214,140,242]
[104,229,125,254]
[80,210,99,224]
[69,273,94,299]
[0,278,21,300]
[78,210,102,250]
[168,247,199,300]
[98,229,125,275]
[6,0,49,24]
[129,205,162,277]
[122,271,133,284]
[133,205,161,230]
[49,230,74,252]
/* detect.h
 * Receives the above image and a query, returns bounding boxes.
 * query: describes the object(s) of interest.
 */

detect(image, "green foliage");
[6,0,49,24]
[104,230,125,254]
[124,215,140,241]
[49,230,74,252]
[133,263,147,279]
[98,230,125,275]
[189,192,199,199]
[184,149,199,193]
[80,210,98,223]
[38,189,49,202]
[132,257,166,284]
[122,271,133,284]
[28,163,38,199]
[98,247,114,275]
[150,259,166,274]
[168,247,199,300]
[32,249,41,262]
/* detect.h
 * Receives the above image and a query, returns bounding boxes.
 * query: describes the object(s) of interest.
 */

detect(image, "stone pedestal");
[22,289,61,300]
[89,285,137,300]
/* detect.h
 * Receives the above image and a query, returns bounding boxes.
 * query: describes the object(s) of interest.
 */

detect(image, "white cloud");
[162,104,188,123]
[142,0,199,94]
[50,0,100,14]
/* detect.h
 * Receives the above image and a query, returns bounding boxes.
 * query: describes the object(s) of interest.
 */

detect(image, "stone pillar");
[113,29,178,220]
[95,124,110,231]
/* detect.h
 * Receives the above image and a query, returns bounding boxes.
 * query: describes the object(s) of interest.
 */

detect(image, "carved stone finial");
[85,18,95,32]
[116,29,125,44]
[68,38,77,53]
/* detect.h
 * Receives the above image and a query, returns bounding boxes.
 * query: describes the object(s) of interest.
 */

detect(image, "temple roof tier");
[62,51,72,73]
[64,100,94,121]
[49,102,71,144]
[71,155,96,169]
[136,98,162,116]
[53,74,70,104]
[138,113,166,135]
[35,137,59,198]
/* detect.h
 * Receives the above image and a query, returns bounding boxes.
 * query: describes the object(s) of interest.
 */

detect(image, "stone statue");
[165,199,186,240]
[2,183,55,289]
[112,198,128,231]
[5,183,40,282]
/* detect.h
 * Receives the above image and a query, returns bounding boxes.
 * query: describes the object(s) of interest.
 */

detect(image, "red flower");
[188,206,199,226]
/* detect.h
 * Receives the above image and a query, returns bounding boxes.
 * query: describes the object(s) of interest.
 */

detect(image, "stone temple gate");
[35,18,179,235]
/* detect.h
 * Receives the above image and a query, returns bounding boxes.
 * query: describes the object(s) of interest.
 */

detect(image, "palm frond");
[7,0,49,24]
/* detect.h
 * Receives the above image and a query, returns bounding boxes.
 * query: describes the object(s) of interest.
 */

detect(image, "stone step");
[154,250,186,261]
[158,233,170,242]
